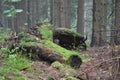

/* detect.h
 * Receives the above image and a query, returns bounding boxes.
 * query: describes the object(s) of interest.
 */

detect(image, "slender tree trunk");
[50,0,54,24]
[53,0,61,28]
[53,0,70,28]
[44,0,48,19]
[91,0,105,46]
[14,0,27,33]
[77,0,84,35]
[60,0,70,28]
[26,0,31,28]
[114,0,120,45]
[112,0,120,80]
[100,0,107,46]
[110,0,115,45]
[0,1,3,27]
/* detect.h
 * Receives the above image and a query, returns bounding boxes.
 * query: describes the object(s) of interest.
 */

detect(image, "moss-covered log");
[3,24,83,69]
[20,40,82,68]
[52,28,87,51]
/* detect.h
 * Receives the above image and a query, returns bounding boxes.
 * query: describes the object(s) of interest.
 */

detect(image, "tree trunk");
[60,0,70,28]
[112,0,120,79]
[0,1,3,27]
[91,0,106,46]
[53,0,70,28]
[77,0,84,35]
[26,0,31,28]
[50,0,54,24]
[114,0,120,45]
[14,0,27,33]
[53,0,61,28]
[100,0,107,46]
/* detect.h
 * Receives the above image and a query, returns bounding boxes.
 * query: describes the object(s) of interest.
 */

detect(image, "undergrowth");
[0,24,93,80]
[0,47,33,80]
[0,28,10,43]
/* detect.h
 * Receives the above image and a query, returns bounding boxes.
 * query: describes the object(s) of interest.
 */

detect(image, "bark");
[0,1,3,27]
[53,0,70,28]
[77,0,84,35]
[91,0,107,46]
[30,0,37,26]
[100,0,107,46]
[114,0,120,45]
[50,0,54,24]
[60,0,70,28]
[26,0,31,28]
[53,0,61,28]
[14,0,27,33]
[112,0,120,79]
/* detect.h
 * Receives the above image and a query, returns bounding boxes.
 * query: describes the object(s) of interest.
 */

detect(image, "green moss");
[63,75,78,80]
[4,54,33,71]
[54,28,82,37]
[41,40,83,61]
[51,61,64,70]
[18,32,39,47]
[12,77,27,80]
[51,61,77,79]
[0,54,32,80]
[19,41,38,47]
[51,61,75,73]
[38,24,53,41]
[47,75,56,80]
[18,32,36,42]
[0,28,10,43]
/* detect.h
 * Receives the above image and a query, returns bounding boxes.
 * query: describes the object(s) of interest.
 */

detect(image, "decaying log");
[3,24,83,68]
[20,41,82,68]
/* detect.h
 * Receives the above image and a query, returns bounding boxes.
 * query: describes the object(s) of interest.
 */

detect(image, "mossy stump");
[52,28,87,51]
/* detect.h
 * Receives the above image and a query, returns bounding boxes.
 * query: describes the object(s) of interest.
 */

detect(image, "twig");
[85,56,120,72]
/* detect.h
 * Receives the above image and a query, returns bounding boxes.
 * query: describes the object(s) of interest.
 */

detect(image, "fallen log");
[3,24,83,68]
[19,40,82,69]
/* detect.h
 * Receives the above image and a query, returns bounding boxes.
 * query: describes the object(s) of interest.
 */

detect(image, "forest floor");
[0,45,114,80]
[79,46,112,80]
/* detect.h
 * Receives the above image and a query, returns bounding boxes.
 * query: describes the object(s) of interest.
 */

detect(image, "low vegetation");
[0,24,89,80]
[0,51,33,80]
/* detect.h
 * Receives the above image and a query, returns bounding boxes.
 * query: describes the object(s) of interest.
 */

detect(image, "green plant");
[65,75,78,80]
[0,67,21,77]
[39,24,53,41]
[12,77,27,80]
[0,53,32,79]
[2,0,23,17]
[0,76,5,80]
[47,75,55,80]
[1,47,20,58]
[0,28,10,43]
[4,54,33,70]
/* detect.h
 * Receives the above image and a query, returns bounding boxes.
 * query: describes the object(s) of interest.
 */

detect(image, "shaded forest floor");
[80,46,112,80]
[0,46,113,80]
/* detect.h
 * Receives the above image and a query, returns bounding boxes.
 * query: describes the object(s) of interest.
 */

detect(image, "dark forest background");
[1,0,119,47]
